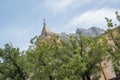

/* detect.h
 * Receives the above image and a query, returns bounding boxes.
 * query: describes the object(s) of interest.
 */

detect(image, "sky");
[0,0,120,51]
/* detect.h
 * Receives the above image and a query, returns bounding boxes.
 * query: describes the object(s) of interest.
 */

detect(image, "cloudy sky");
[0,0,120,50]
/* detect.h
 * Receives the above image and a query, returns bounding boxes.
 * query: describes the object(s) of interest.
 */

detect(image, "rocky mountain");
[60,32,68,40]
[60,27,105,39]
[76,26,105,37]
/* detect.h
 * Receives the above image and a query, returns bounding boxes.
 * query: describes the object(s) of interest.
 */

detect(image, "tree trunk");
[82,75,86,80]
[9,55,26,80]
[82,75,91,80]
[86,75,90,80]
[49,75,54,80]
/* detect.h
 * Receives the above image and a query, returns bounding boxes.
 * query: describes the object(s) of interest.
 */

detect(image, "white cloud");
[43,0,74,13]
[33,0,119,15]
[33,0,92,14]
[42,0,109,14]
[66,8,120,30]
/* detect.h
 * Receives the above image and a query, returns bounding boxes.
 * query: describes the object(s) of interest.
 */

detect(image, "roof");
[40,21,53,40]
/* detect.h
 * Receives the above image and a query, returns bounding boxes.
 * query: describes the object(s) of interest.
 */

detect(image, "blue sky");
[0,0,120,50]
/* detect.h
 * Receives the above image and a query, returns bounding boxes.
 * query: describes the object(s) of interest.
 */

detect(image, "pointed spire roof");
[40,19,53,38]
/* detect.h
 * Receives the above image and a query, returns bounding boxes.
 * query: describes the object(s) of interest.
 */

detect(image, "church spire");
[40,19,53,39]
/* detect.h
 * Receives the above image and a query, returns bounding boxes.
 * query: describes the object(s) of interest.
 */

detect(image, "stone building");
[39,21,54,41]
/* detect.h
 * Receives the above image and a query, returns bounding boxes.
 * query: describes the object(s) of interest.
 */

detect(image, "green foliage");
[60,32,107,80]
[26,32,107,80]
[0,44,28,80]
[27,35,64,80]
[105,11,120,76]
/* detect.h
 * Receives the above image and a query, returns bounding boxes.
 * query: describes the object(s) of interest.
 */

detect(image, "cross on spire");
[43,18,46,24]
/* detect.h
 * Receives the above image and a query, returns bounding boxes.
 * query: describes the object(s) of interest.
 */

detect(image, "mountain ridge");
[76,26,105,37]
[60,26,105,39]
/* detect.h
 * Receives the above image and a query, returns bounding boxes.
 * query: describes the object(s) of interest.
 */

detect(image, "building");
[39,20,54,41]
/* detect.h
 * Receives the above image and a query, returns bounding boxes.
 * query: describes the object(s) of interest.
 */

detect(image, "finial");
[43,18,46,24]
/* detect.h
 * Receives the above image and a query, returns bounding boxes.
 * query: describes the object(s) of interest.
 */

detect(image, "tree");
[105,11,120,76]
[27,34,66,80]
[27,32,107,80]
[0,43,28,80]
[58,32,107,80]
